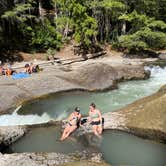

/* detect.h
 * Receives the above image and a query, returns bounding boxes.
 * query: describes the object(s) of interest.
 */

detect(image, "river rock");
[159,53,166,60]
[0,126,27,150]
[74,85,166,143]
[58,62,150,90]
[0,152,104,166]
[121,84,166,142]
[0,60,149,114]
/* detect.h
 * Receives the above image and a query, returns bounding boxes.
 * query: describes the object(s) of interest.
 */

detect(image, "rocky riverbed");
[0,84,165,166]
[0,56,165,166]
[0,151,108,166]
[71,84,166,143]
[0,57,151,114]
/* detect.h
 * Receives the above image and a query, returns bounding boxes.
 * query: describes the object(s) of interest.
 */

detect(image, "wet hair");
[90,102,96,108]
[75,107,80,113]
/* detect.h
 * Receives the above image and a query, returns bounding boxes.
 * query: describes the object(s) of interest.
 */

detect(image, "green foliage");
[0,0,166,55]
[1,3,35,22]
[114,28,166,52]
[119,11,166,32]
[136,28,166,49]
[55,0,97,49]
[31,19,62,50]
[116,10,166,52]
[113,34,148,52]
[74,15,97,46]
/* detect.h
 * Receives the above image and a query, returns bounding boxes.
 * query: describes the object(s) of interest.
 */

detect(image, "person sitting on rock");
[5,65,16,76]
[0,65,5,75]
[24,63,31,74]
[88,103,103,136]
[60,107,82,141]
[29,63,40,73]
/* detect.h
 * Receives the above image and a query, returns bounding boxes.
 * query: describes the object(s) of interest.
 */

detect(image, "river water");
[6,127,166,166]
[1,66,166,166]
[0,66,166,126]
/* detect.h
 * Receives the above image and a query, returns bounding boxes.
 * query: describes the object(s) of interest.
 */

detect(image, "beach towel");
[12,73,31,80]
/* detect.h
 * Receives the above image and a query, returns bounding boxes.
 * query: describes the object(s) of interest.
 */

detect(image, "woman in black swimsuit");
[60,107,82,141]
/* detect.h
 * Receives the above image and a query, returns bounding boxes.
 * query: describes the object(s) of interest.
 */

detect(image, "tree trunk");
[121,21,126,35]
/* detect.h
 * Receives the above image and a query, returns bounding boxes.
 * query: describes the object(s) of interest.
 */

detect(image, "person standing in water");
[88,103,103,136]
[60,107,82,141]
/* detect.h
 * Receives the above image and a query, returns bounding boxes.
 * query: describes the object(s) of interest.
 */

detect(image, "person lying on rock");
[4,65,16,76]
[88,103,103,136]
[24,63,31,74]
[60,107,82,141]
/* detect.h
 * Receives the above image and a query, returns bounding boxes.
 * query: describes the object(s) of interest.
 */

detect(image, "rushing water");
[1,66,166,166]
[6,127,166,166]
[0,66,166,126]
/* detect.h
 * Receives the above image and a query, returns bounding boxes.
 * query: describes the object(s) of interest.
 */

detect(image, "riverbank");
[93,84,166,143]
[0,55,152,114]
[0,55,165,166]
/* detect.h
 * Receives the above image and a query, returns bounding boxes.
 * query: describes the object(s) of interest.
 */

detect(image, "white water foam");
[0,106,52,126]
[0,66,166,126]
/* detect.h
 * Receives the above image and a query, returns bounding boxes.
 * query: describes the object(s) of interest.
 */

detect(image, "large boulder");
[0,126,27,151]
[0,61,149,114]
[122,84,166,142]
[57,62,149,91]
[76,85,166,143]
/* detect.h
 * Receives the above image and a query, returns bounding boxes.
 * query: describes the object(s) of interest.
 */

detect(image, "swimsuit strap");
[91,111,99,119]
[70,115,79,124]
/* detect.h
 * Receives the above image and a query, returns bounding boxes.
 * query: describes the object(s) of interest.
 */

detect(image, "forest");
[0,0,166,55]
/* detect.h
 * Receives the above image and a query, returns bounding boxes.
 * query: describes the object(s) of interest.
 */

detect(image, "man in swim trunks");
[88,103,103,136]
[60,107,82,141]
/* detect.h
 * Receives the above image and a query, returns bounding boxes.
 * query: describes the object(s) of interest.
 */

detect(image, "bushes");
[31,19,62,50]
[114,11,166,53]
[113,28,166,53]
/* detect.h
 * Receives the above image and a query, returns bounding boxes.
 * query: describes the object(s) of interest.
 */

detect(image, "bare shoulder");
[97,109,102,114]
[78,113,81,118]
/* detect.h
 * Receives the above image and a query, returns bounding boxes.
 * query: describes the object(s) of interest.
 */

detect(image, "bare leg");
[60,126,70,141]
[97,125,103,135]
[92,125,100,136]
[60,125,77,141]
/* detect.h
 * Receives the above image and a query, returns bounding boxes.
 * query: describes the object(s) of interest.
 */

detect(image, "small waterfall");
[0,105,51,126]
[0,66,165,126]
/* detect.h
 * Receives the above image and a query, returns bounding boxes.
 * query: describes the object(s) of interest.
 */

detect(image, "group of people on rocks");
[0,62,40,76]
[0,64,15,76]
[60,103,103,141]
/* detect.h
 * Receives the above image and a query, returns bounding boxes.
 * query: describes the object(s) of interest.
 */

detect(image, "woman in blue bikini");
[60,107,81,141]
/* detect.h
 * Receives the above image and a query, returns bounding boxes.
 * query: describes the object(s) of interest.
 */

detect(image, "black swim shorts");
[91,121,100,125]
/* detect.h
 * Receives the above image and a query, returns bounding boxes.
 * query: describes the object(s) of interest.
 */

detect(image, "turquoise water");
[6,127,166,166]
[100,130,166,166]
[1,66,166,166]
[0,66,166,126]
[6,126,90,154]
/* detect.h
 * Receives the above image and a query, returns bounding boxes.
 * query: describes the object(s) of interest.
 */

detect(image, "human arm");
[97,110,102,124]
[88,111,92,123]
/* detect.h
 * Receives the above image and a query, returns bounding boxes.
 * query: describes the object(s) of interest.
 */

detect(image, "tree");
[114,11,166,52]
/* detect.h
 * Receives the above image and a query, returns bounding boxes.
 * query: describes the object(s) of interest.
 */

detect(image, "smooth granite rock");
[0,61,149,114]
